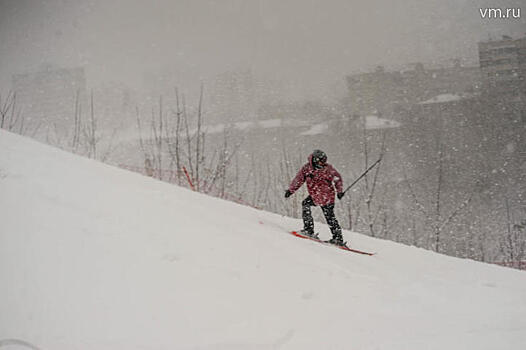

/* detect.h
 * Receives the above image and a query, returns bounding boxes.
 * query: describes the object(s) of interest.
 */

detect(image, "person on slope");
[285,149,345,246]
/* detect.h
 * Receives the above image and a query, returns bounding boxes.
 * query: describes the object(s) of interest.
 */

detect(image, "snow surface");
[300,123,328,135]
[1,129,526,350]
[419,93,472,105]
[118,118,312,142]
[363,115,401,130]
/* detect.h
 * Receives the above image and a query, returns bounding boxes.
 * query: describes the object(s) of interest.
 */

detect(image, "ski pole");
[341,157,382,196]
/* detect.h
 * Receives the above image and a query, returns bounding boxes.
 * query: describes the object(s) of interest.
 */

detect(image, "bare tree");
[354,119,387,237]
[404,137,476,253]
[0,91,25,133]
[500,199,526,269]
[181,93,195,180]
[195,84,204,191]
[136,106,152,175]
[202,127,243,198]
[71,89,82,152]
[135,95,166,180]
[84,90,99,159]
[279,146,302,218]
[165,88,183,184]
[155,97,164,178]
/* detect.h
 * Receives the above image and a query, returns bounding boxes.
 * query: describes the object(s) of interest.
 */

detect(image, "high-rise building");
[478,35,526,96]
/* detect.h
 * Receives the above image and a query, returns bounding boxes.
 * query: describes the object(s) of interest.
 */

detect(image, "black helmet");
[312,149,327,169]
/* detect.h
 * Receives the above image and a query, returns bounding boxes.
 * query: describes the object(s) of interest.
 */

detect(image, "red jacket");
[288,154,343,206]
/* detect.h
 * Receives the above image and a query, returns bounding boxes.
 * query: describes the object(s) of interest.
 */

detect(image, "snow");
[257,119,282,129]
[184,119,286,136]
[300,123,328,135]
[363,115,401,130]
[1,129,526,350]
[235,121,253,130]
[117,118,311,142]
[418,93,475,105]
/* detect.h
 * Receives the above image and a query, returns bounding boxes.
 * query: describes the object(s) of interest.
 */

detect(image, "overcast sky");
[0,0,524,98]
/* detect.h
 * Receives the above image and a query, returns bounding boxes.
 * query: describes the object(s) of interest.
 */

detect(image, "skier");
[285,149,345,245]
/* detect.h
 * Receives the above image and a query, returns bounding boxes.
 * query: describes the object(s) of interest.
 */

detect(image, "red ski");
[290,231,375,256]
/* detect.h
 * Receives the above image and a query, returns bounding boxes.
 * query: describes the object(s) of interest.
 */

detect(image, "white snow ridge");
[1,129,525,350]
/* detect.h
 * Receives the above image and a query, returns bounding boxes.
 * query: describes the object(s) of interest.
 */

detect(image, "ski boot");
[300,228,318,239]
[326,235,346,247]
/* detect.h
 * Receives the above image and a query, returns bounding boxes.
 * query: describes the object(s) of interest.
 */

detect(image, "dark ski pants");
[302,196,342,238]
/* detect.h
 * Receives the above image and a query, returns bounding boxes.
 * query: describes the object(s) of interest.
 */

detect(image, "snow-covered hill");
[1,129,525,350]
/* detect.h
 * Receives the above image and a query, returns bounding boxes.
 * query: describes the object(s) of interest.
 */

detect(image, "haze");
[1,0,525,98]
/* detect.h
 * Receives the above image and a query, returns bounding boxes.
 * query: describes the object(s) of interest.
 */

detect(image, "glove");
[337,192,344,200]
[284,190,292,198]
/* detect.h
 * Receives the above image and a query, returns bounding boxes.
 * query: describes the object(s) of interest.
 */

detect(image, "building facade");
[478,35,526,97]
[345,63,481,117]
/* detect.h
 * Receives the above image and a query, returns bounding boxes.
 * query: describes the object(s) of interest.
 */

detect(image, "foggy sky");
[0,0,525,98]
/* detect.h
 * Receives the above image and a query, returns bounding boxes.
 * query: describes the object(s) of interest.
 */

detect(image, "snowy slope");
[1,129,525,350]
